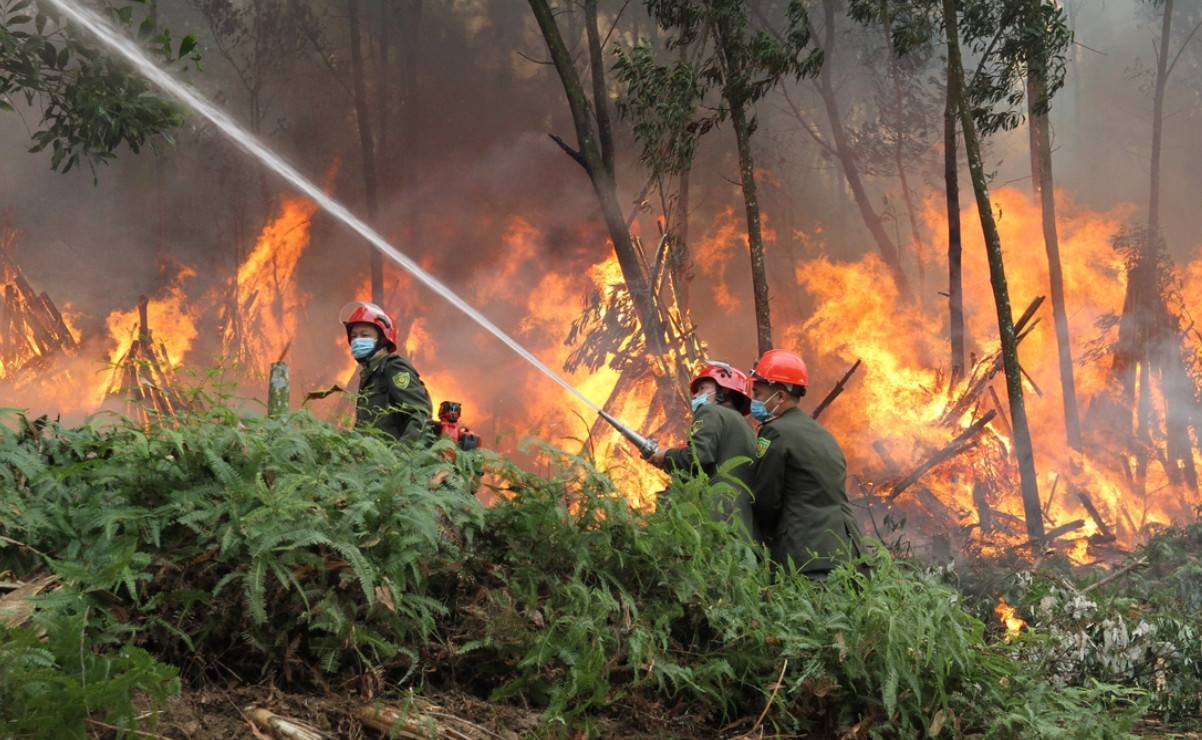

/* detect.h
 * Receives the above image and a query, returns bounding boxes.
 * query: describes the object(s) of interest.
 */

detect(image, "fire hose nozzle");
[598,410,658,460]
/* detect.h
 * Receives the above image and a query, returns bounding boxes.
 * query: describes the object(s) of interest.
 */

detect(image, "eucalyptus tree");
[190,0,322,221]
[631,0,823,356]
[1023,0,1079,449]
[0,0,198,177]
[854,0,1072,542]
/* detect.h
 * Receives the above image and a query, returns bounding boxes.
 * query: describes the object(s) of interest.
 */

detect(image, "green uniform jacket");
[751,406,862,574]
[662,402,761,543]
[355,353,433,445]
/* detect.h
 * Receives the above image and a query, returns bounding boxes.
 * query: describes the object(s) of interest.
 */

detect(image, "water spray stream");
[44,0,610,416]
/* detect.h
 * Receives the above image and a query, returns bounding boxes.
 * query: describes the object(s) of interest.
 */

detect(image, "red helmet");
[690,361,752,413]
[339,301,398,351]
[750,349,808,395]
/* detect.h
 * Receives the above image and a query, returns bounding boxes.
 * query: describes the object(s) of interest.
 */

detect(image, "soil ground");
[87,685,1202,740]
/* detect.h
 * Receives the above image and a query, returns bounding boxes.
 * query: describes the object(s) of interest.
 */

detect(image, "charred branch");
[1076,489,1114,540]
[811,359,862,421]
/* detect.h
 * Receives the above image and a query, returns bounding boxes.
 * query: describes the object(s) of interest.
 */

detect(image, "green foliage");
[992,521,1202,723]
[0,402,1166,737]
[0,0,201,177]
[612,39,708,179]
[849,0,1073,135]
[0,590,179,738]
[617,0,822,175]
[0,403,486,686]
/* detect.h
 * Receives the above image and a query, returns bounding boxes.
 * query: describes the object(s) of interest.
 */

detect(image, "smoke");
[3,0,1202,524]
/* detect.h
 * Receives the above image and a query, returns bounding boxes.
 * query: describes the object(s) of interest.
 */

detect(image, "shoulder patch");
[688,419,704,437]
[755,437,771,458]
[391,370,411,389]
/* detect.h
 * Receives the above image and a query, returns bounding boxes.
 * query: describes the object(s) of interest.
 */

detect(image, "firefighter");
[339,301,433,446]
[648,361,761,544]
[747,349,863,577]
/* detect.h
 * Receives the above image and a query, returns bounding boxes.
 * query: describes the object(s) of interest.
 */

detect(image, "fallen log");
[1082,556,1149,594]
[888,410,997,501]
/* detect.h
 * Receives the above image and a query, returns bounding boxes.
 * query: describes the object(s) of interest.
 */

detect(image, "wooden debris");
[357,701,501,740]
[0,221,78,379]
[972,480,993,533]
[811,358,861,421]
[1021,519,1085,548]
[941,296,1044,426]
[244,706,335,740]
[1082,556,1149,594]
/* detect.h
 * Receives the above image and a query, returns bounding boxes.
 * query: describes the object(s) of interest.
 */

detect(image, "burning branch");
[811,358,861,421]
[888,410,998,501]
[941,296,1045,426]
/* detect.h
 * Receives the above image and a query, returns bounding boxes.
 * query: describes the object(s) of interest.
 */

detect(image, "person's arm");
[661,406,720,473]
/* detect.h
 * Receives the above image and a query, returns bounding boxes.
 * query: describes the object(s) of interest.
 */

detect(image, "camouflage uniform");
[355,353,433,445]
[751,407,862,575]
[661,402,761,544]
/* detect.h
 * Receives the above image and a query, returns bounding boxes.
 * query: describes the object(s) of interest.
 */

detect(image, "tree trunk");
[527,0,666,353]
[945,0,1043,541]
[945,34,965,385]
[349,0,384,305]
[584,0,614,177]
[729,100,773,355]
[1148,0,1171,233]
[815,0,912,303]
[1027,11,1082,450]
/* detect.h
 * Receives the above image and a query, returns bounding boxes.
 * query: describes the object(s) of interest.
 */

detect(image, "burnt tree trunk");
[729,99,773,355]
[945,29,966,385]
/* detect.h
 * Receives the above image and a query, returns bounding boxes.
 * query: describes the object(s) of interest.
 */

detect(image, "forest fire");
[1,180,1200,564]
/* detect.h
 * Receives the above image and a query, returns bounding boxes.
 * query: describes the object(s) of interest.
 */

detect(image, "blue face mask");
[350,337,378,360]
[690,393,713,413]
[750,391,780,422]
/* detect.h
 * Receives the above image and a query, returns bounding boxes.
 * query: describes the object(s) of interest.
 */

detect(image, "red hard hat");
[339,301,398,351]
[690,361,752,413]
[750,349,808,392]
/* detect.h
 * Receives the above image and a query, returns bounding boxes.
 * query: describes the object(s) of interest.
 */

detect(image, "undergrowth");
[0,401,1172,738]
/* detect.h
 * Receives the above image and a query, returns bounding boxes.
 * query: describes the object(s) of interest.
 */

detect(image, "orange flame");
[994,596,1026,640]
